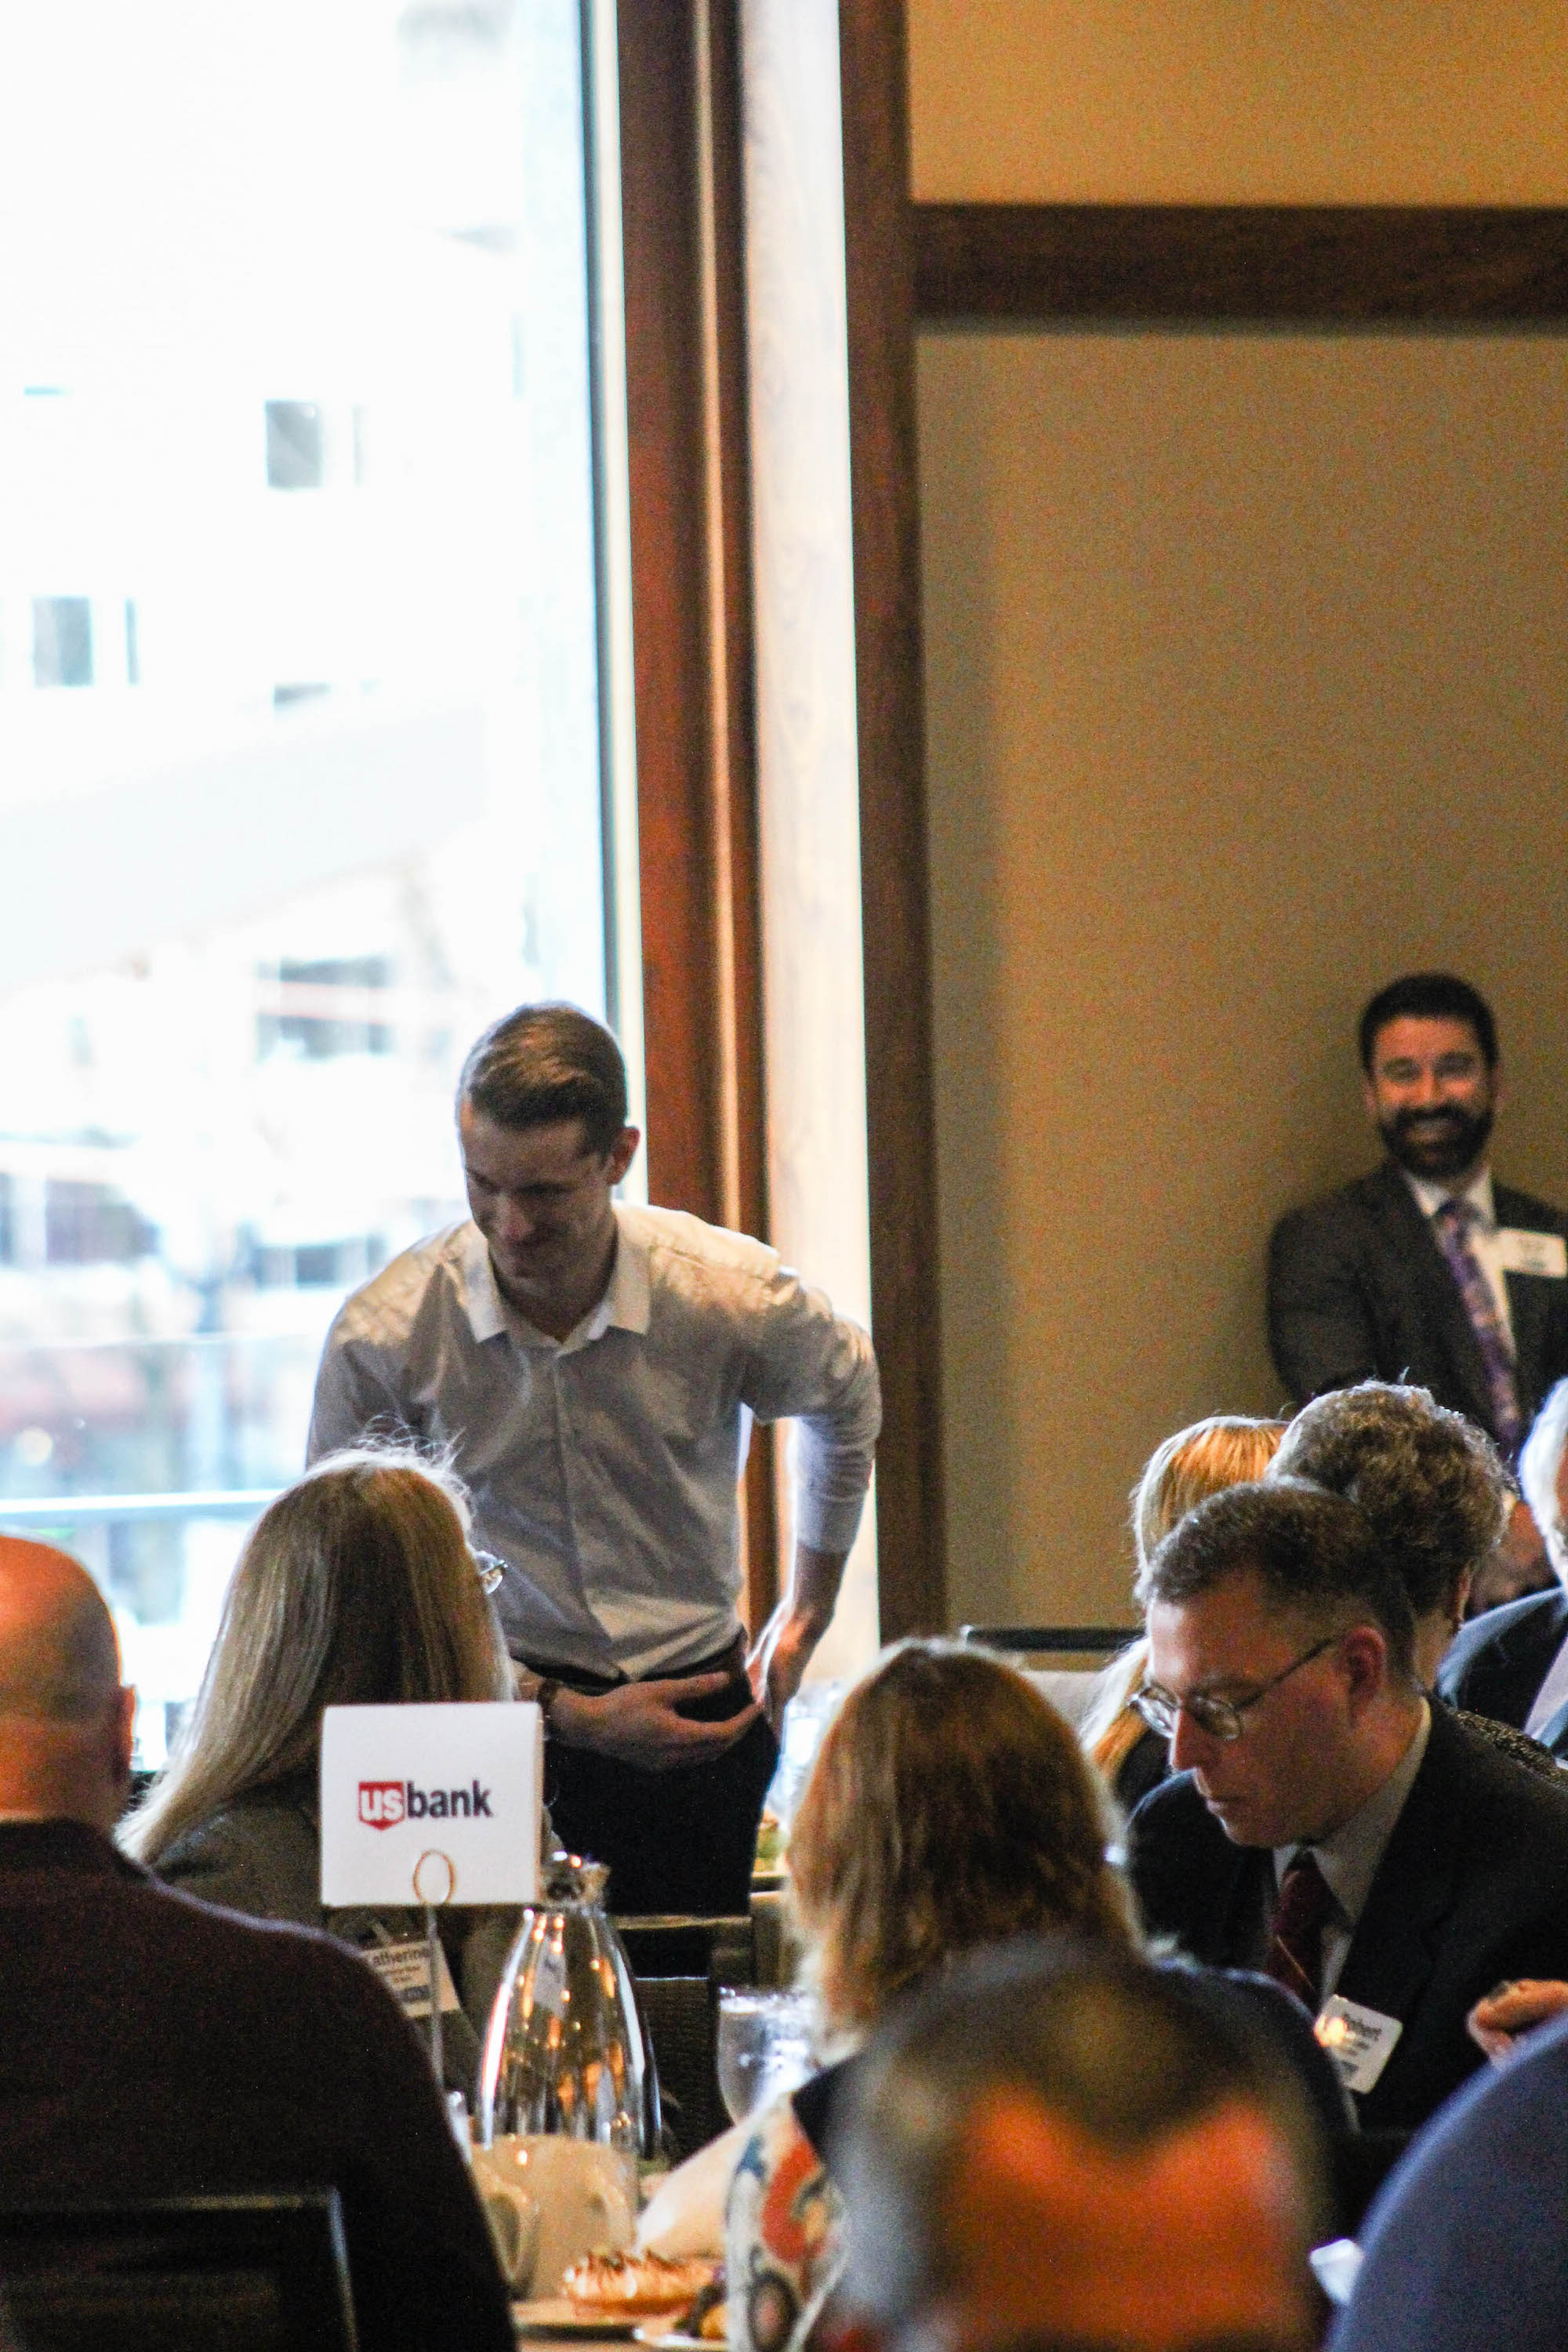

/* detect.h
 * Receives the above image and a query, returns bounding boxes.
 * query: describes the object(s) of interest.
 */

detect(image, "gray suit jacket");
[1268,1161,1568,1443]
[154,1778,519,2095]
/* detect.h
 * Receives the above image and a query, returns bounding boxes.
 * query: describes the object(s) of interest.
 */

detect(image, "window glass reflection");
[0,0,608,1762]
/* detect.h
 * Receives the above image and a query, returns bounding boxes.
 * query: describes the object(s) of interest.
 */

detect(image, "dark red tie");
[1266,1849,1333,2011]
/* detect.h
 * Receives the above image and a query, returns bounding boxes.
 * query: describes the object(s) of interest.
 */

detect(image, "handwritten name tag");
[1314,1994,1403,2094]
[1497,1229,1568,1280]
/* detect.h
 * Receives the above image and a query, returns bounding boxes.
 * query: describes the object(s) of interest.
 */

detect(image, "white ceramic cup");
[469,2140,543,2293]
[481,2135,638,2297]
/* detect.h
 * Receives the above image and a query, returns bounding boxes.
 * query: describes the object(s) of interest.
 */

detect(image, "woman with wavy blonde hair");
[788,1640,1133,2032]
[1081,1414,1290,1809]
[723,1643,1134,2352]
[123,1448,515,2083]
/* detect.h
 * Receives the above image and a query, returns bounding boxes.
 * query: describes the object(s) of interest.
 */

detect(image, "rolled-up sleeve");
[742,1270,880,1555]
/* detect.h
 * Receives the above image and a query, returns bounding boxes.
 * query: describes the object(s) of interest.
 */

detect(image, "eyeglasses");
[470,1547,506,1596]
[1132,1633,1338,1743]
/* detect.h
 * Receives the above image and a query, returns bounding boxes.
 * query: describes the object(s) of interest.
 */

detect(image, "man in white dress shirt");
[1268,972,1568,1460]
[309,1003,880,1914]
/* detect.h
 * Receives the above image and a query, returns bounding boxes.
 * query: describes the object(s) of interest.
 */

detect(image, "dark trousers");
[540,1661,779,1916]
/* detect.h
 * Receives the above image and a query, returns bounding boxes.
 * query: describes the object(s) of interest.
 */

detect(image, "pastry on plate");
[562,2252,716,2318]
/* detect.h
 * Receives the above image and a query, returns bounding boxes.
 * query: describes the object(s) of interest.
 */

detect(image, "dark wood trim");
[708,0,779,1628]
[706,0,769,1267]
[840,1,948,1637]
[616,0,775,1624]
[619,0,715,1218]
[914,204,1568,323]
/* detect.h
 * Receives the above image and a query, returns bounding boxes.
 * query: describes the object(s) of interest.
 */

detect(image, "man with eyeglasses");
[1267,971,1568,1461]
[1127,1479,1568,2136]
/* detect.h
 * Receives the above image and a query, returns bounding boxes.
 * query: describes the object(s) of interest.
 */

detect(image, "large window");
[0,0,622,1759]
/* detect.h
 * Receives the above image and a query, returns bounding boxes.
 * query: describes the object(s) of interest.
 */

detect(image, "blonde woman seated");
[725,1642,1135,2352]
[1080,1413,1288,1812]
[122,1449,517,2090]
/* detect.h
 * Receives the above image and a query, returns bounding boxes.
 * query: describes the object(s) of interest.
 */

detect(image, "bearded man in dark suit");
[1268,973,1568,1460]
[1127,1480,1568,2139]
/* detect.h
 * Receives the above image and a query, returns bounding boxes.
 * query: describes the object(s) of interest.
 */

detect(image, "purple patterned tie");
[1265,1849,1333,2012]
[1432,1196,1523,1457]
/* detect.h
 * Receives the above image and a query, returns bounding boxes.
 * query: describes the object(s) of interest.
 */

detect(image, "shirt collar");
[458,1206,652,1352]
[599,1205,652,1337]
[1403,1164,1496,1231]
[1275,1699,1431,1930]
[459,1222,508,1344]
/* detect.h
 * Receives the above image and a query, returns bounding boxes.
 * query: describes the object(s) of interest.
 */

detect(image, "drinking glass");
[716,1988,815,2125]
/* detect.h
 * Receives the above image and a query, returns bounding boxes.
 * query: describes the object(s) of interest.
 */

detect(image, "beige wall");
[907,5,1568,1629]
[907,1,1568,205]
[921,328,1568,1631]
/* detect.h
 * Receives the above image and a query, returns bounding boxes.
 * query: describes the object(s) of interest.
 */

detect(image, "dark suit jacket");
[1331,2011,1568,2352]
[1127,1705,1568,2133]
[1268,1160,1568,1442]
[0,1820,511,2352]
[1439,1587,1568,1750]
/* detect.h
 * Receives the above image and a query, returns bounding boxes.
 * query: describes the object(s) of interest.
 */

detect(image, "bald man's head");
[0,1539,134,1830]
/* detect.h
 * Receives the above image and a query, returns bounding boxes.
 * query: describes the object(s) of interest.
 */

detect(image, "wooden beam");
[839,0,948,1637]
[914,204,1568,323]
[616,0,776,1622]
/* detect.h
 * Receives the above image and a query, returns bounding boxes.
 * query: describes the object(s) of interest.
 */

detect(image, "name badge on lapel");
[1497,1229,1568,1279]
[1314,1995,1403,2093]
[361,1936,461,2023]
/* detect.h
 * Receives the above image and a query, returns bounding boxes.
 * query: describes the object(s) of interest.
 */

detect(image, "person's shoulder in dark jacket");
[1124,1767,1233,1954]
[0,1831,512,2352]
[1331,2009,1568,2352]
[1439,1587,1568,1730]
[1492,1181,1568,1239]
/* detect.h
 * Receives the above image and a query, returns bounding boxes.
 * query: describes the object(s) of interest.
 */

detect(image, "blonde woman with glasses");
[122,1448,518,2090]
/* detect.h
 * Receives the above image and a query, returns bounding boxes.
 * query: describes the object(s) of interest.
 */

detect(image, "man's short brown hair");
[1136,1477,1418,1682]
[457,1003,628,1156]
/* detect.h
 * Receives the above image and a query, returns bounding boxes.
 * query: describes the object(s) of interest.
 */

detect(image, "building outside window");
[0,0,626,1762]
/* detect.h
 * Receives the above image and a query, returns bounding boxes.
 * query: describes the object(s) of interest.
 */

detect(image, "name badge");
[1314,1995,1403,2093]
[361,1936,461,2022]
[1497,1229,1568,1279]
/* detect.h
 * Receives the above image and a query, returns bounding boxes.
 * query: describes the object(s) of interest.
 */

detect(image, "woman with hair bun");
[1270,1379,1556,1780]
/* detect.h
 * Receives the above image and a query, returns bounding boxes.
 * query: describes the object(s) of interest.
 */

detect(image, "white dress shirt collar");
[459,1203,653,1352]
[1403,1165,1496,1230]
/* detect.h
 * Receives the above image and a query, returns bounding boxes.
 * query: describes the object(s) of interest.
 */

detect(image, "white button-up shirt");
[307,1203,880,1679]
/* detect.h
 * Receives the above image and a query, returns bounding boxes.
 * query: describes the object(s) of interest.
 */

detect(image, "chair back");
[616,1915,757,2162]
[0,2191,357,2352]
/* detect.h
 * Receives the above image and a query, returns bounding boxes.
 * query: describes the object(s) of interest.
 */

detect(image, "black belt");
[522,1632,748,1696]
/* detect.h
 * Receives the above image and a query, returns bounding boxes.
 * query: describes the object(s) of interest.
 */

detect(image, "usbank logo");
[358,1778,494,1830]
